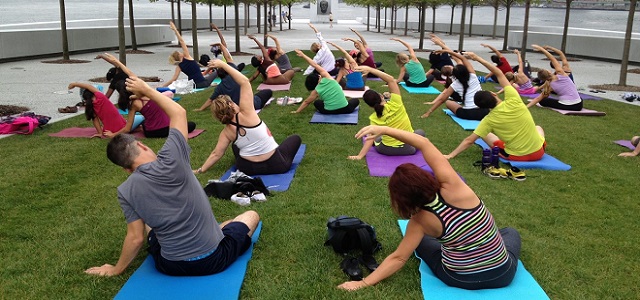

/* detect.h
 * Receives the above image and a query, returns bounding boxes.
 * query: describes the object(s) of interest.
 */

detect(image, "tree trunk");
[501,4,511,50]
[279,3,282,31]
[561,0,572,52]
[288,4,292,30]
[377,5,381,33]
[224,4,227,30]
[419,3,426,49]
[209,3,213,30]
[58,0,69,60]
[367,5,370,31]
[384,7,387,30]
[235,0,241,52]
[128,0,137,50]
[191,0,198,59]
[118,0,126,64]
[177,0,182,32]
[257,3,261,33]
[449,5,455,35]
[521,0,531,61]
[458,1,466,52]
[492,4,498,39]
[244,1,248,35]
[431,6,436,33]
[263,2,268,45]
[404,5,408,36]
[619,0,637,86]
[390,5,394,34]
[468,5,474,37]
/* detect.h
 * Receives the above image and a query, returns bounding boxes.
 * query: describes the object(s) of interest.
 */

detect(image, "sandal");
[340,256,363,281]
[359,254,379,272]
[58,106,78,113]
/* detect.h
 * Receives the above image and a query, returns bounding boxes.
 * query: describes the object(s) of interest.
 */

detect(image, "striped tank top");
[422,193,509,274]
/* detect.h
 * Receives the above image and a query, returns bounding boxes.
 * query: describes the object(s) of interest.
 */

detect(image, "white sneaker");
[250,191,267,202]
[230,193,251,206]
[292,97,303,104]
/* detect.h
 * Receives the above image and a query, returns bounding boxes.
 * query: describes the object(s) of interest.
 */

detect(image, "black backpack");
[325,216,381,255]
[199,54,211,67]
[203,176,270,199]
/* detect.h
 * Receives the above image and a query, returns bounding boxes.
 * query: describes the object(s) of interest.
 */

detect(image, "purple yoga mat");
[614,140,636,150]
[364,144,429,177]
[49,127,205,139]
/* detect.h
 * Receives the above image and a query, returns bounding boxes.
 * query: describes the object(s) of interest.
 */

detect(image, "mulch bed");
[89,76,161,83]
[121,50,155,54]
[541,57,582,62]
[628,68,640,74]
[0,105,30,117]
[41,59,91,64]
[588,84,640,92]
[166,45,192,48]
[228,51,254,56]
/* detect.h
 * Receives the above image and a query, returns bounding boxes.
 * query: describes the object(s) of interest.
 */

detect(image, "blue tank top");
[345,71,365,90]
[178,59,206,83]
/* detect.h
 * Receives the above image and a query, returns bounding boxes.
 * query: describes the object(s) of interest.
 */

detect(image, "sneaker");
[505,167,526,181]
[482,166,506,179]
[230,192,251,206]
[250,191,267,202]
[291,97,303,104]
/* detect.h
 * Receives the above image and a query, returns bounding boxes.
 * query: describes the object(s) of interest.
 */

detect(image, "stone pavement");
[0,19,638,127]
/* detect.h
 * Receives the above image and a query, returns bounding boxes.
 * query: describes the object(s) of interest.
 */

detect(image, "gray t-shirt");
[275,54,293,72]
[117,128,224,261]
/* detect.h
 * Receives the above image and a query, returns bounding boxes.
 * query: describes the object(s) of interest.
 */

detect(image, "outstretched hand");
[207,59,225,69]
[531,44,543,51]
[355,125,385,141]
[247,34,257,40]
[354,65,371,75]
[125,77,150,98]
[338,280,368,291]
[169,21,177,31]
[85,264,119,276]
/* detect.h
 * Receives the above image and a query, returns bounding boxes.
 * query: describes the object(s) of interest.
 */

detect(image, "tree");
[457,0,467,52]
[448,0,457,35]
[490,0,499,39]
[190,0,199,60]
[128,0,138,51]
[177,0,182,32]
[118,0,126,64]
[236,0,242,52]
[520,0,531,61]
[560,0,573,52]
[58,0,70,60]
[619,0,637,86]
[501,0,517,51]
[418,1,427,49]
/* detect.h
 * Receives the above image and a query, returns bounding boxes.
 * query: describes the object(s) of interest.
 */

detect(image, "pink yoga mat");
[49,128,205,139]
[536,104,606,116]
[257,83,291,91]
[343,86,369,99]
[364,143,429,177]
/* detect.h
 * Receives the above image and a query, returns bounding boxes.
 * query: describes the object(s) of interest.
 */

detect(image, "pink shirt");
[93,92,126,133]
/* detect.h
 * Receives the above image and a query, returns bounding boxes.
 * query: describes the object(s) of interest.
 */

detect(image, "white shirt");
[303,32,336,75]
[451,73,482,109]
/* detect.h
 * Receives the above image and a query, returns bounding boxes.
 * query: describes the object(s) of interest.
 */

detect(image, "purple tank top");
[140,100,170,131]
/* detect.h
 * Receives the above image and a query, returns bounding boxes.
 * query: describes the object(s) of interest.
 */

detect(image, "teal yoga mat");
[443,109,480,130]
[475,139,571,171]
[397,220,549,300]
[115,222,263,300]
[399,82,441,94]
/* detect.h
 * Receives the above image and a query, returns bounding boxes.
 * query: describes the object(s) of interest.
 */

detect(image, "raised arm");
[327,41,357,66]
[97,53,136,77]
[443,49,475,74]
[211,43,233,63]
[481,43,502,58]
[266,34,284,55]
[349,27,369,48]
[343,38,369,61]
[355,66,399,94]
[465,52,510,88]
[125,77,188,138]
[532,45,564,75]
[513,49,524,71]
[169,21,192,60]
[68,82,101,94]
[295,49,331,79]
[391,38,417,61]
[544,45,571,72]
[308,22,319,33]
[209,59,255,113]
[430,34,461,64]
[211,23,227,47]
[248,35,269,59]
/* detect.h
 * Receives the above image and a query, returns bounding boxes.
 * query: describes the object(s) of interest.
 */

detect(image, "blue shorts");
[147,222,252,276]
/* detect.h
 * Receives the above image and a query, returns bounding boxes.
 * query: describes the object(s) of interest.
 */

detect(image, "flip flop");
[340,256,363,281]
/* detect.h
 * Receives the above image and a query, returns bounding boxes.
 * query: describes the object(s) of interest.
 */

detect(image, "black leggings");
[232,135,302,175]
[253,89,273,109]
[195,71,218,89]
[313,98,360,115]
[454,107,490,121]
[415,227,521,290]
[144,122,196,138]
[539,98,583,111]
[403,74,435,88]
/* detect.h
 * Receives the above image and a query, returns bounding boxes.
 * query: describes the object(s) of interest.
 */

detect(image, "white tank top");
[232,115,278,157]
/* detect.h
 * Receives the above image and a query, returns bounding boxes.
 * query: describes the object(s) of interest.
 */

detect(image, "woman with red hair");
[339,126,521,291]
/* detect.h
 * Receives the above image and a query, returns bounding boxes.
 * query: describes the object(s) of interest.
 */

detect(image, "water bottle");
[491,146,500,168]
[482,148,491,170]
[283,96,289,105]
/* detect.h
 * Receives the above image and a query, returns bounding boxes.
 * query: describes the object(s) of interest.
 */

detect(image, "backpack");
[325,216,381,255]
[199,54,211,67]
[0,112,50,135]
[203,176,270,200]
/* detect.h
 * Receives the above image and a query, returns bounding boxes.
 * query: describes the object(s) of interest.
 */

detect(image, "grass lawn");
[1,51,640,299]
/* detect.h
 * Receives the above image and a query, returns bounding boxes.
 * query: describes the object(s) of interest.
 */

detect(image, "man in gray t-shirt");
[84,73,260,277]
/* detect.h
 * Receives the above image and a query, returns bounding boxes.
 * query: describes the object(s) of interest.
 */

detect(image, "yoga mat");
[114,222,263,300]
[257,82,291,91]
[535,104,606,116]
[364,144,428,177]
[475,139,571,171]
[492,85,541,99]
[219,144,306,192]
[193,87,208,93]
[366,77,383,81]
[114,114,146,130]
[399,82,441,94]
[614,140,636,150]
[443,109,480,131]
[309,107,359,125]
[397,220,550,300]
[212,77,222,85]
[343,86,370,99]
[49,126,202,139]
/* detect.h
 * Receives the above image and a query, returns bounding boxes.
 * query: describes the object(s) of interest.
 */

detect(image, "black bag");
[203,176,270,200]
[203,180,236,199]
[325,216,381,255]
[199,54,211,67]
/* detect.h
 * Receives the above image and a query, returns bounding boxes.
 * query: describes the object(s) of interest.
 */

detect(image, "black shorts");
[454,107,490,121]
[148,222,252,276]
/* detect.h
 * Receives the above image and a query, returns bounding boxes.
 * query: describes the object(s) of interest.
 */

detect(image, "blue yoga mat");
[220,144,306,192]
[475,139,571,171]
[309,107,359,125]
[115,222,263,300]
[399,82,441,94]
[397,220,549,300]
[443,109,480,130]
